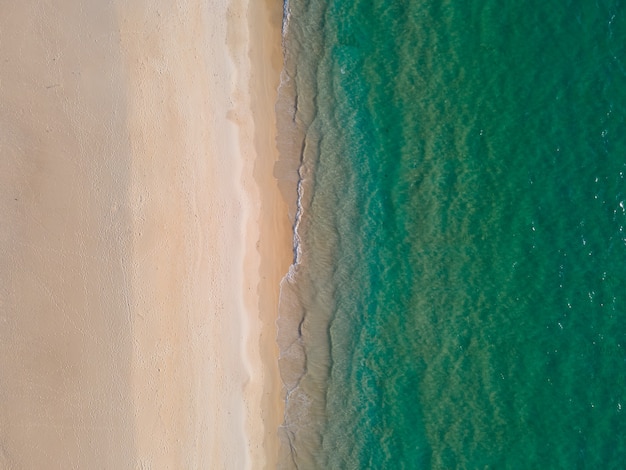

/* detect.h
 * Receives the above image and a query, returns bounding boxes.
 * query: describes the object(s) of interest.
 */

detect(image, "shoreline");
[244,0,292,467]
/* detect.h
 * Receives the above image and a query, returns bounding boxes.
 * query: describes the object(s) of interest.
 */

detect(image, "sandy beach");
[0,0,288,467]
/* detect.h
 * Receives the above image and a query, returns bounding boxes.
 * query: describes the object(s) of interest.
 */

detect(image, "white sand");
[0,0,288,467]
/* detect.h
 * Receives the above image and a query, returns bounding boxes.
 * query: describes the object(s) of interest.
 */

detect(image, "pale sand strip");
[0,0,286,468]
[117,0,286,466]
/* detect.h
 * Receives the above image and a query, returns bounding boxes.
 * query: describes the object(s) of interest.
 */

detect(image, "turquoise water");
[277,0,626,468]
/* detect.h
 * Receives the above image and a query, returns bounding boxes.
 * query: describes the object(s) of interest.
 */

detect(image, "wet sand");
[0,0,288,468]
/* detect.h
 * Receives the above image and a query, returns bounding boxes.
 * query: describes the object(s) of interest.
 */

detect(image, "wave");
[274,0,312,466]
[274,0,341,466]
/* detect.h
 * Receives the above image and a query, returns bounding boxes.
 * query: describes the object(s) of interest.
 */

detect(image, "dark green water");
[276,0,626,468]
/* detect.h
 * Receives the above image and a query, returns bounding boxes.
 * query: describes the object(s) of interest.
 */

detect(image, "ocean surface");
[276,0,626,468]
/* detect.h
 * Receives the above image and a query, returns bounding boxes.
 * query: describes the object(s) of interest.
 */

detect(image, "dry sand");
[0,0,289,468]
